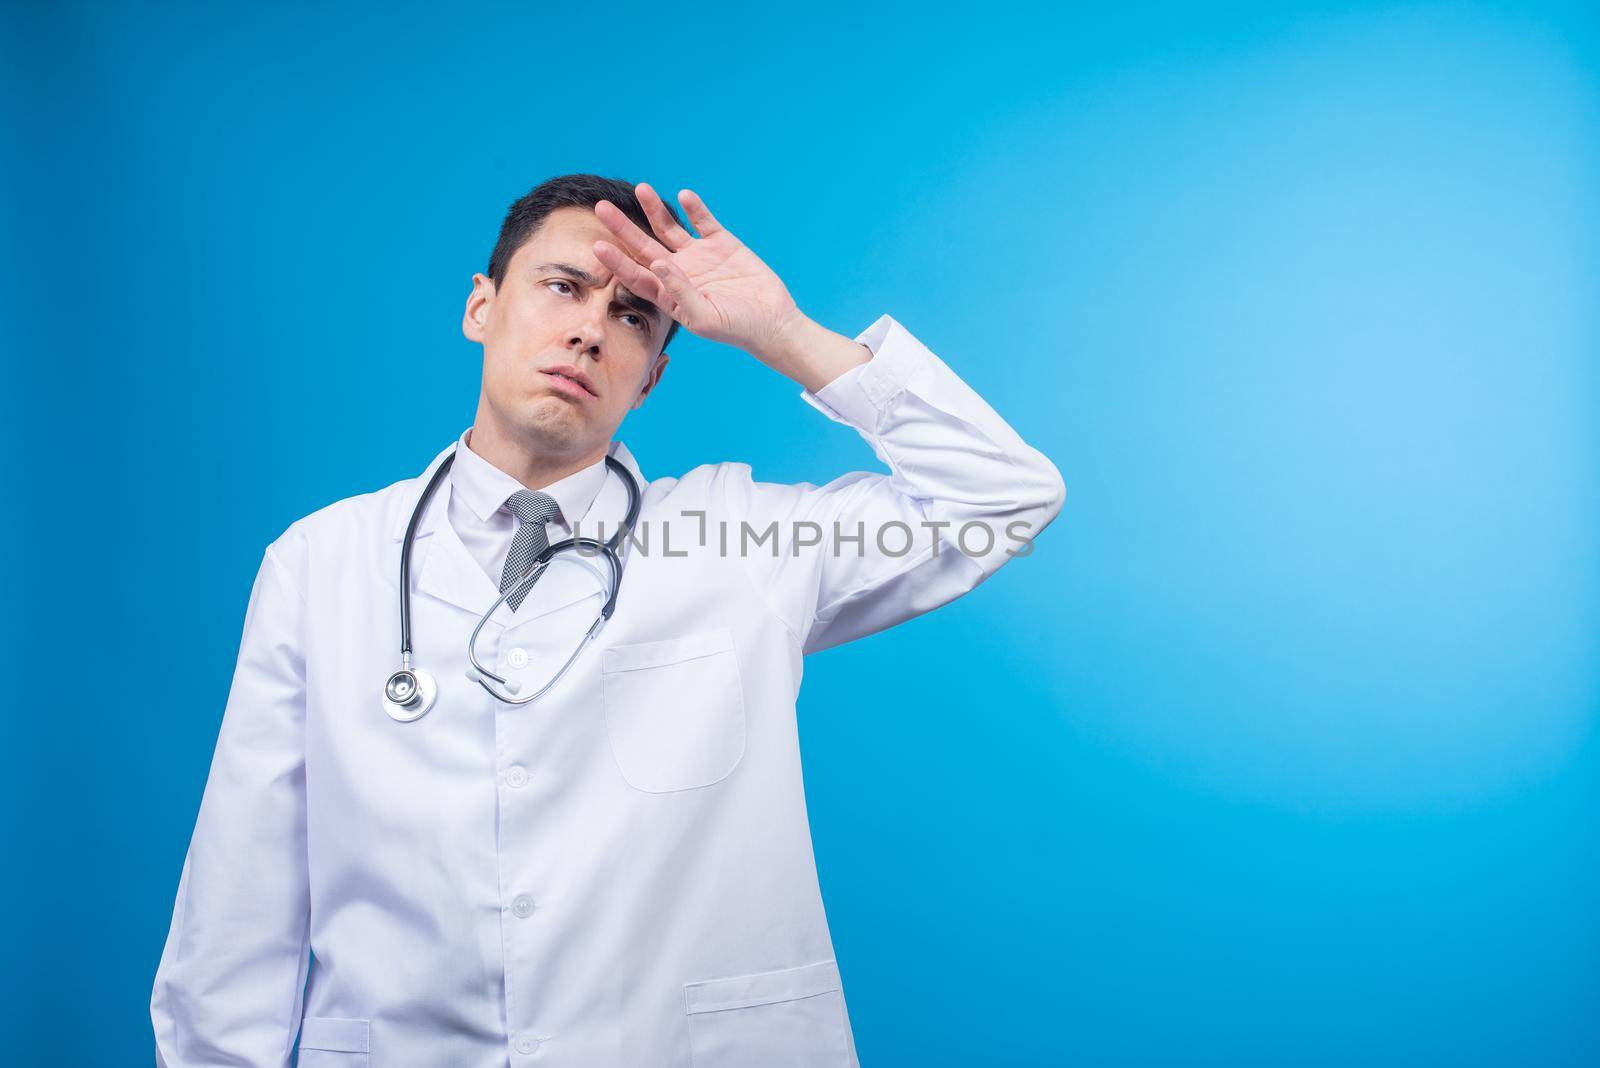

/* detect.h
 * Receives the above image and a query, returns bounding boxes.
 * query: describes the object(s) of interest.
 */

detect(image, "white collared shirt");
[447,426,610,593]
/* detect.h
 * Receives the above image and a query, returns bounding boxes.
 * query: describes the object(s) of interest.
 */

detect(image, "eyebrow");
[531,261,664,326]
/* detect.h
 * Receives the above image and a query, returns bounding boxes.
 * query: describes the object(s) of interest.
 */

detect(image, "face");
[463,205,670,462]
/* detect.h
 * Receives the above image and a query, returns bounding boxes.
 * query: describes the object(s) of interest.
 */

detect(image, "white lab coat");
[151,314,1065,1067]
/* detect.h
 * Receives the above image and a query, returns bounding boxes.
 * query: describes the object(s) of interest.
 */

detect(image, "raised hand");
[591,184,805,363]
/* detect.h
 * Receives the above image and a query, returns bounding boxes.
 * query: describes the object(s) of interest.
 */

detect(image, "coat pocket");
[601,628,746,793]
[685,959,849,1067]
[296,1015,370,1066]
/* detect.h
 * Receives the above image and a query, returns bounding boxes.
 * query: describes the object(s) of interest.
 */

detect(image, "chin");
[514,400,590,452]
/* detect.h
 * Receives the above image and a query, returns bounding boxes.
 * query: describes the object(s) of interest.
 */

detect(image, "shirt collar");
[451,426,610,530]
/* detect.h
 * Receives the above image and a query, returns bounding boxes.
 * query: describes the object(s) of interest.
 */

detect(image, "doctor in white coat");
[151,173,1065,1067]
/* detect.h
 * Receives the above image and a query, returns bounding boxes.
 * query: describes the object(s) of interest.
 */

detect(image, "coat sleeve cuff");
[798,313,928,431]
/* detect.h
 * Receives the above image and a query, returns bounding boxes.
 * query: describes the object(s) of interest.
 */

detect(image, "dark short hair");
[487,173,682,354]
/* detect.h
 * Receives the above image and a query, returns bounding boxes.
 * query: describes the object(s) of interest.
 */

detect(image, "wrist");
[757,312,871,394]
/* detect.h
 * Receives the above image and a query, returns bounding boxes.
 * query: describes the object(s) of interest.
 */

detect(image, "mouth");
[540,364,598,399]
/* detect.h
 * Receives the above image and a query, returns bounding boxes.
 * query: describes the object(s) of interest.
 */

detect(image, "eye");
[619,312,646,331]
[545,280,576,296]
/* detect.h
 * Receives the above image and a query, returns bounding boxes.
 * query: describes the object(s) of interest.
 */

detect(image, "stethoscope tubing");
[464,543,621,704]
[389,444,642,714]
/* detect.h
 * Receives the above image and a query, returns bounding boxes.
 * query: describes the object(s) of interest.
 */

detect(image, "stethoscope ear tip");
[464,666,481,684]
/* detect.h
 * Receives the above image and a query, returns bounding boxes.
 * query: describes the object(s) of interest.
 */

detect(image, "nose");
[565,294,610,359]
[565,325,601,358]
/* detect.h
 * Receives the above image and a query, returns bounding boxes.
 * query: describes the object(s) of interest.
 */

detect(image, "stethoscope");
[382,445,642,722]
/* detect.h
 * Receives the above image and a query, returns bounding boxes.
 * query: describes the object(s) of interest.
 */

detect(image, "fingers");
[635,182,695,251]
[592,239,668,308]
[676,188,724,237]
[590,183,722,333]
[647,257,708,326]
[594,199,674,266]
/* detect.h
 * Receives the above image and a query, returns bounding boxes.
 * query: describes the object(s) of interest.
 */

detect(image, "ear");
[632,350,669,410]
[462,273,495,343]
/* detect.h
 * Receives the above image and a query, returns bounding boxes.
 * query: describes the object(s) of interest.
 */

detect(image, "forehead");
[510,206,611,273]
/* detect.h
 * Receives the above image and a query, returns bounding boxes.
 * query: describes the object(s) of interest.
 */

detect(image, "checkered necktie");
[500,490,561,611]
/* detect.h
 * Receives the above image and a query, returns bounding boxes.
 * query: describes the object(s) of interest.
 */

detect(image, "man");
[151,173,1065,1067]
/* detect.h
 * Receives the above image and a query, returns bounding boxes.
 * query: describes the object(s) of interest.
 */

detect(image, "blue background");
[4,2,1597,1064]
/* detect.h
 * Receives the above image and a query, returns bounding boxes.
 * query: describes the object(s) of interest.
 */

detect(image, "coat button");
[515,1033,541,1054]
[512,894,535,918]
[507,647,529,669]
[505,765,528,788]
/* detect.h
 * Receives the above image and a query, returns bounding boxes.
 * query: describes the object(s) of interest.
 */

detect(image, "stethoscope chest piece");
[383,667,437,722]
